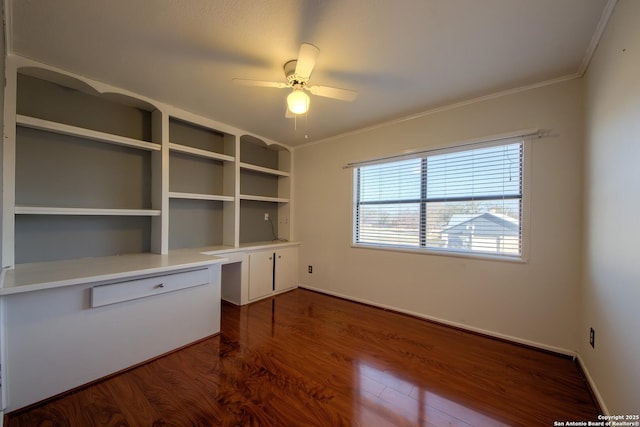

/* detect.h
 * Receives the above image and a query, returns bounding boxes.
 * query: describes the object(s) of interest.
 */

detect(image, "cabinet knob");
[155,284,165,289]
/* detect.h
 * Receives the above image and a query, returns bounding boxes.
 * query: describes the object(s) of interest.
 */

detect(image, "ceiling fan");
[233,43,358,116]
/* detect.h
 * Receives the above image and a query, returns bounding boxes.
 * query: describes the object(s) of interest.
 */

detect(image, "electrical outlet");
[308,265,313,274]
[589,327,595,348]
[264,213,269,221]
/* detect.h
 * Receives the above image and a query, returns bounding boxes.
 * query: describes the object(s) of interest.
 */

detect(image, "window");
[353,139,524,259]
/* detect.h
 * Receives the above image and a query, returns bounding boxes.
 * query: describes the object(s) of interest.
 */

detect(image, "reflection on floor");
[6,288,599,426]
[357,363,510,426]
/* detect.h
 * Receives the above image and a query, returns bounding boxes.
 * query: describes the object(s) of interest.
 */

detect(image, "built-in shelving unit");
[167,116,237,250]
[10,70,159,265]
[238,135,291,243]
[0,55,297,413]
[1,55,294,269]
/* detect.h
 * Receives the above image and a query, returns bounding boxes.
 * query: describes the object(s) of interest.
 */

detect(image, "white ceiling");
[8,0,612,147]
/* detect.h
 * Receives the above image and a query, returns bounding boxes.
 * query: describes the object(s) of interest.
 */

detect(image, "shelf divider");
[15,206,162,216]
[239,162,290,177]
[169,192,234,202]
[239,194,289,203]
[17,114,161,152]
[169,143,234,162]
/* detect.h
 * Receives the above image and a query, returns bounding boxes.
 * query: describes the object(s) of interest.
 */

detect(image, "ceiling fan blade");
[232,78,288,89]
[295,43,319,79]
[307,85,358,101]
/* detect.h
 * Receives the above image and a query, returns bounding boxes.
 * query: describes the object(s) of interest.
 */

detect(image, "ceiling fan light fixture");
[233,43,356,118]
[287,89,310,114]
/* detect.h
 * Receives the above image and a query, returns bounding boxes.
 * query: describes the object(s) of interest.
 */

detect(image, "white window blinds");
[354,140,523,258]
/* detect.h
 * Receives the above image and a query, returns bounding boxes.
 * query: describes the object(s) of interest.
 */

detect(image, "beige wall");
[294,78,584,352]
[582,0,640,414]
[0,0,5,269]
[1,1,6,411]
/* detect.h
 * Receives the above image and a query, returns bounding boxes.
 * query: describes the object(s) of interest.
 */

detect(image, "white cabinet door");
[275,247,299,291]
[247,247,299,301]
[248,250,274,301]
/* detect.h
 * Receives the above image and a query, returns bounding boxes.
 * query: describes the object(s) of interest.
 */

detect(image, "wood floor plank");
[6,390,85,427]
[73,383,129,427]
[5,288,599,426]
[102,374,160,426]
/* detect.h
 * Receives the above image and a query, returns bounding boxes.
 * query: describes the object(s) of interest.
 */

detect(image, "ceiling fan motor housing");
[284,60,308,87]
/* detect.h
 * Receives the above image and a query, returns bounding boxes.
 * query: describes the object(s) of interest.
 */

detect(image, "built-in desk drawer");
[91,268,210,307]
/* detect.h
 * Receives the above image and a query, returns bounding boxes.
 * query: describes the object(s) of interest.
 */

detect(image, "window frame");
[350,137,531,263]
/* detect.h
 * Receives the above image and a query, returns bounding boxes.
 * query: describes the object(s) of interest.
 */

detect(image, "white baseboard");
[299,284,576,357]
[576,353,609,415]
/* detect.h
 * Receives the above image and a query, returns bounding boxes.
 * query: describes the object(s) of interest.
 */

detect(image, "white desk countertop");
[0,250,228,296]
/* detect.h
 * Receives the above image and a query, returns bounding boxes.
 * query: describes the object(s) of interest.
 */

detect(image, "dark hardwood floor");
[6,288,599,426]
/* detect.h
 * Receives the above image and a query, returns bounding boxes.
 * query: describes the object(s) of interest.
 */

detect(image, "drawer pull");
[155,284,165,289]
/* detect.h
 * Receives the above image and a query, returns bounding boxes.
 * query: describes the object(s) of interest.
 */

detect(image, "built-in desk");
[0,242,299,411]
[0,251,226,411]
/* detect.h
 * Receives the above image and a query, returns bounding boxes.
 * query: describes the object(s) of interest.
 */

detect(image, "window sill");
[351,243,528,264]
